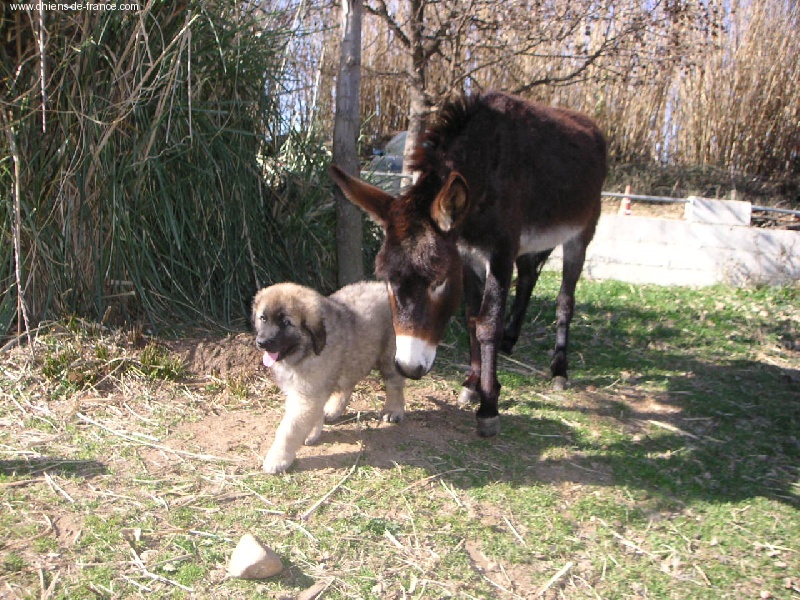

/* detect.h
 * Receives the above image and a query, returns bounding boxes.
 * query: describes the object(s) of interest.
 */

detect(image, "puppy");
[252,281,405,473]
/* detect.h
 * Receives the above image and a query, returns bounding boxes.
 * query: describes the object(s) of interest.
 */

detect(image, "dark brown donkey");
[330,91,607,437]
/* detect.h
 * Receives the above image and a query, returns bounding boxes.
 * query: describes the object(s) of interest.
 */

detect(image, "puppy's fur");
[253,281,405,473]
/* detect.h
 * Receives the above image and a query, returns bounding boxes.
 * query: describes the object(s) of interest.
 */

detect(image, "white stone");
[227,533,283,579]
[685,197,752,226]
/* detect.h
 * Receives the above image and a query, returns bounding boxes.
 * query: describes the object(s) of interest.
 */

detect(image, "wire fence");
[364,171,800,218]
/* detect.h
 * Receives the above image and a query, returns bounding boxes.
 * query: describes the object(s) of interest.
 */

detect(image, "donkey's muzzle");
[394,335,436,380]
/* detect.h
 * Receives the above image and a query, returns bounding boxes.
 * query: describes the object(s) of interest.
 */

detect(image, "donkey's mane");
[408,94,484,174]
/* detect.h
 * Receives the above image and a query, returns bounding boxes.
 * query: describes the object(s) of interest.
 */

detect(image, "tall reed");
[1,1,336,337]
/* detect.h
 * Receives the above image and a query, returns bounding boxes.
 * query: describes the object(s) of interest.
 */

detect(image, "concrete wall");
[548,215,800,287]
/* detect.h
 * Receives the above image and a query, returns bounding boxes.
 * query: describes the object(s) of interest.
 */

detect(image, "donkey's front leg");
[474,263,512,437]
[475,317,502,437]
[458,265,485,407]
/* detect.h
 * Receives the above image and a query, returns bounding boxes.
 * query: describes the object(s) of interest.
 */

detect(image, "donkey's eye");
[430,280,447,297]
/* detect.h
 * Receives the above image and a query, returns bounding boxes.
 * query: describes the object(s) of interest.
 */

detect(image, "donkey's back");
[425,92,607,247]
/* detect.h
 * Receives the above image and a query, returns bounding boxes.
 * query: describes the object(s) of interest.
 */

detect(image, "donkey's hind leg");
[551,238,589,390]
[501,250,553,354]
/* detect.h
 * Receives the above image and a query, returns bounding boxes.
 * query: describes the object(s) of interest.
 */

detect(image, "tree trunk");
[332,0,365,286]
[401,0,431,187]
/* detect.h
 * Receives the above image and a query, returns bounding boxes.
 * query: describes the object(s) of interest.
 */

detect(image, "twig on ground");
[44,472,74,503]
[537,561,574,597]
[646,419,722,443]
[121,576,152,593]
[502,515,527,547]
[498,354,548,377]
[285,519,317,542]
[129,546,194,592]
[300,442,364,521]
[38,568,60,600]
[296,580,335,600]
[235,478,283,512]
[0,478,42,488]
[440,479,463,508]
[597,518,656,559]
[534,391,557,404]
[480,571,523,599]
[187,529,235,542]
[693,563,712,586]
[383,529,404,550]
[399,468,469,494]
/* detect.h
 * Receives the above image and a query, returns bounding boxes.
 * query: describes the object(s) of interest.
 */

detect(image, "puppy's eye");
[259,314,268,322]
[280,316,293,327]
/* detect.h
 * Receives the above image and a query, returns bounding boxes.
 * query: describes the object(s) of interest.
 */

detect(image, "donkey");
[330,91,607,437]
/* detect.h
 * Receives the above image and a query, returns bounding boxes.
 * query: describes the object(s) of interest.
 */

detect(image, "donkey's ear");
[431,171,469,233]
[328,165,393,228]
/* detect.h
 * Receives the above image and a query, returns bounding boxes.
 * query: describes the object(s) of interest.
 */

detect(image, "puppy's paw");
[323,406,345,423]
[262,452,293,474]
[304,423,323,446]
[381,409,405,424]
[324,393,349,422]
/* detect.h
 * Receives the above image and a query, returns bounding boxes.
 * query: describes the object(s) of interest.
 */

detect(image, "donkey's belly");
[518,224,583,254]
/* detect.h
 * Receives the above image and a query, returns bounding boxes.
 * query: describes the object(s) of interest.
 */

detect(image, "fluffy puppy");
[252,281,405,473]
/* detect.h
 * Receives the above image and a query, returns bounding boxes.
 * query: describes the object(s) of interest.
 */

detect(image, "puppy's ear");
[303,315,326,355]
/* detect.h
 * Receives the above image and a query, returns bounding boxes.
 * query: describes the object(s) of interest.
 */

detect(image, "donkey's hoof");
[476,416,500,437]
[457,387,480,407]
[552,376,568,391]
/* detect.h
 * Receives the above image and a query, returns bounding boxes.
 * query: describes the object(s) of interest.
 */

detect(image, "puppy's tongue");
[262,351,279,368]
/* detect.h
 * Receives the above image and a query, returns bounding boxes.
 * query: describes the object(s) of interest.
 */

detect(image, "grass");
[0,275,798,598]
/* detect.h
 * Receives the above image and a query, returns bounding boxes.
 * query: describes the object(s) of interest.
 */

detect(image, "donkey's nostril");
[395,360,425,380]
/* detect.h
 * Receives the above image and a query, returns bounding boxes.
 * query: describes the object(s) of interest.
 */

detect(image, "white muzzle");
[394,335,437,380]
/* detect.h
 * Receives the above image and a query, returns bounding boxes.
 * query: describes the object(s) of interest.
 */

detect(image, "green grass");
[0,277,798,598]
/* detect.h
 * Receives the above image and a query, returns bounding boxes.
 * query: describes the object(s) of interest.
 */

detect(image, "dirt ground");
[153,335,622,599]
[163,334,471,471]
[162,335,489,482]
[161,334,646,489]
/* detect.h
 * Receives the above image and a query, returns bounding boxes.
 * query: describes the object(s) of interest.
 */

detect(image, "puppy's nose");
[256,337,270,350]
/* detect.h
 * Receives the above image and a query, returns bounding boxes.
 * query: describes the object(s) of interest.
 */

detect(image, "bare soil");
[160,334,480,474]
[158,335,689,489]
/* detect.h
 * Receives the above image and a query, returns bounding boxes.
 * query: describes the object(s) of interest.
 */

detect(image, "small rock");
[228,534,283,579]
